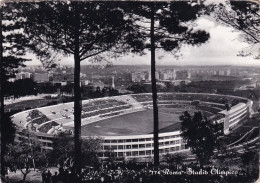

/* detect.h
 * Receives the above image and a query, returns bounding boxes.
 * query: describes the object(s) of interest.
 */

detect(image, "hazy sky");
[24,15,259,67]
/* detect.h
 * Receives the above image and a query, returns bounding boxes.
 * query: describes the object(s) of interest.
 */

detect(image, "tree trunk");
[73,4,82,179]
[32,158,35,171]
[21,166,30,183]
[0,6,6,181]
[22,171,28,183]
[199,158,204,168]
[150,2,159,169]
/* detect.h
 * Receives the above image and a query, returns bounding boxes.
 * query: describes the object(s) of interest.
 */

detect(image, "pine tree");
[180,111,219,167]
[11,1,142,176]
[125,1,209,167]
[1,3,30,179]
[212,1,259,59]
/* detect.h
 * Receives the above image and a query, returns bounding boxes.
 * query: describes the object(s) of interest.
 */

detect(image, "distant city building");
[219,70,225,75]
[166,70,175,80]
[132,70,178,82]
[240,71,249,76]
[91,81,106,89]
[15,73,24,80]
[141,82,166,91]
[155,72,159,80]
[187,72,191,79]
[189,69,232,78]
[226,69,231,76]
[16,72,32,80]
[145,72,151,81]
[82,80,89,86]
[131,72,146,82]
[52,73,74,83]
[256,81,260,88]
[33,73,49,82]
[175,70,188,80]
[159,72,167,80]
[111,76,115,89]
[65,66,74,74]
[61,81,67,86]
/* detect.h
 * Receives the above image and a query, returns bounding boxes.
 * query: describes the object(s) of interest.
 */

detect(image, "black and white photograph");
[0,0,259,182]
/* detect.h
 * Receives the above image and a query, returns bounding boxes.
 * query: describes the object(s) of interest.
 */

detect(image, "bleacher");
[201,102,226,110]
[132,94,152,102]
[82,99,128,111]
[158,104,192,109]
[26,110,42,121]
[131,93,248,108]
[196,105,222,114]
[27,110,51,125]
[31,115,50,125]
[130,93,250,121]
[38,121,59,133]
[158,94,176,101]
[81,98,133,119]
[24,109,63,134]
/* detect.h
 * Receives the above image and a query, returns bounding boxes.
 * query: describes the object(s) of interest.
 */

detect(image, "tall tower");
[111,76,115,89]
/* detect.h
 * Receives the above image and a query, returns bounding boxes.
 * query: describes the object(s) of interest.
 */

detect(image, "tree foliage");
[4,79,37,98]
[1,114,16,147]
[240,145,258,176]
[2,3,30,79]
[1,4,31,178]
[5,132,44,183]
[180,111,219,166]
[0,114,16,179]
[13,1,142,65]
[212,1,260,59]
[164,153,186,169]
[125,1,210,167]
[214,139,238,167]
[49,133,102,169]
[124,2,210,57]
[9,1,141,175]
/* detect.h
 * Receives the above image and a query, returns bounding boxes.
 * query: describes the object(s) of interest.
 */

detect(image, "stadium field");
[81,108,197,136]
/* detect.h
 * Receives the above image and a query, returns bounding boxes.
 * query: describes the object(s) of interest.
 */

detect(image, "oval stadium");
[12,93,253,159]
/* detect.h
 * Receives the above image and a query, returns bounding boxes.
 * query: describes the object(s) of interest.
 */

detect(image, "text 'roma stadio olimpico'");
[12,93,253,160]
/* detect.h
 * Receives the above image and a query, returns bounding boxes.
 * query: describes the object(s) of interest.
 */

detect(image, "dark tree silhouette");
[1,3,30,180]
[12,79,37,98]
[50,133,102,169]
[1,115,16,149]
[0,114,16,180]
[164,153,186,170]
[125,1,209,167]
[11,2,141,176]
[180,111,219,167]
[212,1,259,59]
[5,131,45,183]
[214,139,238,167]
[240,145,258,178]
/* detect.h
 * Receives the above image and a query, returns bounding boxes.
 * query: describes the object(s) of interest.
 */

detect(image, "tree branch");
[80,46,111,61]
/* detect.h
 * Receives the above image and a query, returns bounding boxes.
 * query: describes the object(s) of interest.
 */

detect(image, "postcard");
[1,1,259,183]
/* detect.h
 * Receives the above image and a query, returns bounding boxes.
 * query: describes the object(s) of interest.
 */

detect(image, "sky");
[24,10,260,67]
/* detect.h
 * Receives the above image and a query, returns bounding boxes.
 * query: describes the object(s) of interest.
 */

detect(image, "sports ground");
[81,108,197,136]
